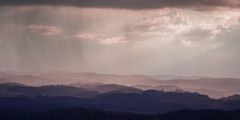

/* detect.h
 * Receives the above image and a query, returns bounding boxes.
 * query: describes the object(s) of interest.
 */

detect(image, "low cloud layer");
[29,25,62,36]
[75,33,127,44]
[0,0,240,10]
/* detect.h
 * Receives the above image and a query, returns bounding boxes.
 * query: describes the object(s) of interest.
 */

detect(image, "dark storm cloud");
[0,0,239,10]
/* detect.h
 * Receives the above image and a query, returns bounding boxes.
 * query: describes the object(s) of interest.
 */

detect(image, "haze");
[0,0,240,77]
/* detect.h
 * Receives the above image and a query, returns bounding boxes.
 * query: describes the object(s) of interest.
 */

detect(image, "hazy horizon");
[0,70,239,79]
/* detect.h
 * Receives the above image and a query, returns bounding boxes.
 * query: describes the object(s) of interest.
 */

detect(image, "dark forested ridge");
[1,82,240,120]
[1,108,240,120]
[1,92,240,113]
[29,109,240,120]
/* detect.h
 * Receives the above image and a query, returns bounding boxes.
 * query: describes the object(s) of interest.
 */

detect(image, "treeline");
[22,108,240,120]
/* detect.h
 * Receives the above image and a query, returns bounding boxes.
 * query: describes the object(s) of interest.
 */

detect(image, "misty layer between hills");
[0,72,240,98]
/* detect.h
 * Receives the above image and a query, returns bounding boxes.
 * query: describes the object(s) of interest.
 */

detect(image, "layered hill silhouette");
[1,72,240,98]
[1,81,240,120]
[1,82,240,113]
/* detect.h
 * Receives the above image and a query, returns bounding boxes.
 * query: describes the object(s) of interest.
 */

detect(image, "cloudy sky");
[0,0,240,77]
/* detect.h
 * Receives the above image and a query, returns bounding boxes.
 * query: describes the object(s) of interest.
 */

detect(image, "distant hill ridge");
[1,72,240,98]
[1,82,240,113]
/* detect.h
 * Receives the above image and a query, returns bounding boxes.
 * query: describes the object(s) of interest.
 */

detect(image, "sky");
[0,0,240,77]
